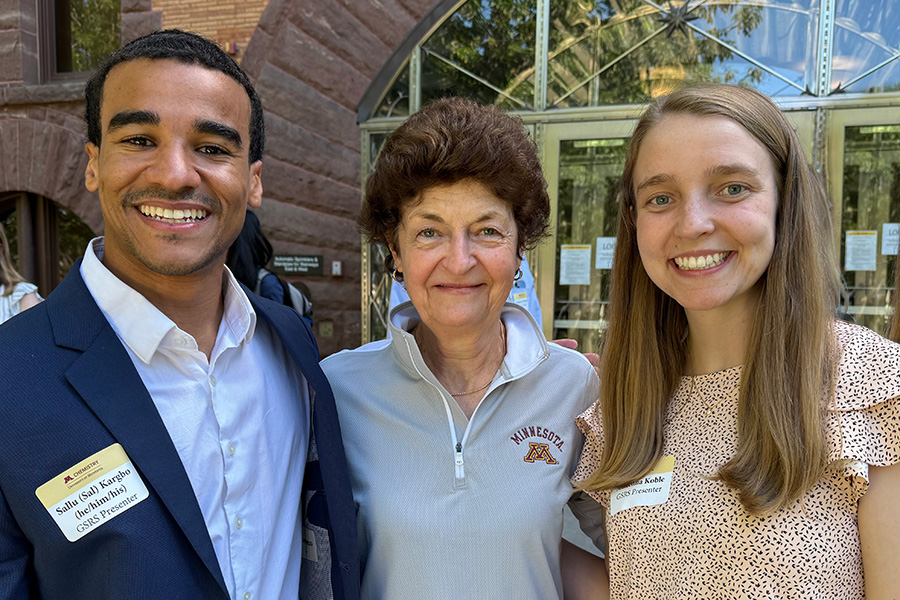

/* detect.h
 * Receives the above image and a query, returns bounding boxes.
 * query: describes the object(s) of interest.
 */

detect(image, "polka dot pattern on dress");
[573,320,900,599]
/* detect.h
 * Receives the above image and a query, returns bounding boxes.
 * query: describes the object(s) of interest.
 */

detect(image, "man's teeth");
[674,252,730,270]
[139,206,208,222]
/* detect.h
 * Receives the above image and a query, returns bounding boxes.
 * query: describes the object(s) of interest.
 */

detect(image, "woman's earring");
[514,268,523,281]
[392,268,404,283]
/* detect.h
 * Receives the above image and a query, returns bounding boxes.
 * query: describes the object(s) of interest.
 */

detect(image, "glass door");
[537,120,637,353]
[536,112,816,352]
[828,108,900,335]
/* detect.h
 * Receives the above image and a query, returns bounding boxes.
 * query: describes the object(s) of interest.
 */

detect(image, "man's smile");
[138,205,209,223]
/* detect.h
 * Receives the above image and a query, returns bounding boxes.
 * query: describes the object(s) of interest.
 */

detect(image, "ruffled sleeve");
[825,321,900,501]
[8,282,38,305]
[0,282,39,323]
[572,400,607,505]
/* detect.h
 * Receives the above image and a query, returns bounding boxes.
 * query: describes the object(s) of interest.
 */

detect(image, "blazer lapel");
[251,295,359,583]
[49,266,228,595]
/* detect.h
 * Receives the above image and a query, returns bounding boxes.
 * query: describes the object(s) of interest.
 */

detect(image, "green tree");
[63,0,120,72]
[420,0,775,108]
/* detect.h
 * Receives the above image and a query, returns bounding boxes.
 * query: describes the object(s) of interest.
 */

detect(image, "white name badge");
[302,526,319,562]
[609,455,675,516]
[35,443,149,542]
[513,291,529,308]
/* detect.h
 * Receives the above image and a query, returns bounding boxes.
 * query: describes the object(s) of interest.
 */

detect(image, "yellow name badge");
[513,291,530,310]
[35,443,149,542]
[609,455,675,516]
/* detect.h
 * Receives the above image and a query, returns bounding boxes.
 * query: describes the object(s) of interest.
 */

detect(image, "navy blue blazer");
[0,262,359,599]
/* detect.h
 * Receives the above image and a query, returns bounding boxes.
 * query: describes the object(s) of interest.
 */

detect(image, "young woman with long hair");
[573,84,900,598]
[0,223,40,324]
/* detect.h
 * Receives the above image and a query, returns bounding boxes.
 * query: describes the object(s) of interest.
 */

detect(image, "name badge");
[35,443,149,542]
[609,455,675,516]
[302,526,319,562]
[513,291,529,307]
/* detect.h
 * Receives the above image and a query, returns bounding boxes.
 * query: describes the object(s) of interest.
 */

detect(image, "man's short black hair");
[84,29,265,163]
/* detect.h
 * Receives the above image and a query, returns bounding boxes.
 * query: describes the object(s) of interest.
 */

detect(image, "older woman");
[321,97,605,599]
[574,84,900,598]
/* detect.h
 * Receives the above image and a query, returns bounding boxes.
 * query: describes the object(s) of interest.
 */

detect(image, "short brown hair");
[359,97,550,268]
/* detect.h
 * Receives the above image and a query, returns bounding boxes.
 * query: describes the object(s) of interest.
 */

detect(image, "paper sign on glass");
[845,231,877,271]
[883,223,899,256]
[560,245,591,285]
[595,237,616,270]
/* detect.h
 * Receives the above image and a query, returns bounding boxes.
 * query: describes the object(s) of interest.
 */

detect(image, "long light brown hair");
[582,84,840,514]
[889,256,900,342]
[0,224,26,296]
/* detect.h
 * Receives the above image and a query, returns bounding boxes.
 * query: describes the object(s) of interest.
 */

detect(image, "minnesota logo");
[523,442,558,464]
[510,425,565,465]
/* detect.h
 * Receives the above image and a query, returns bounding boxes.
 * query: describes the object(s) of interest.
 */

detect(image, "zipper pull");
[454,442,465,479]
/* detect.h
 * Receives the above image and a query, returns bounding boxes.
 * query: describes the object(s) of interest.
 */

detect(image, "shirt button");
[228,443,236,456]
[174,337,186,346]
[235,516,243,529]
[209,375,217,387]
[243,593,251,600]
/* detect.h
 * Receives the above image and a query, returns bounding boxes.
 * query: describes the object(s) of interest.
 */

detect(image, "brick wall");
[241,0,437,356]
[153,0,270,63]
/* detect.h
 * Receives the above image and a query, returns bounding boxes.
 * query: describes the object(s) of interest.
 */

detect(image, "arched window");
[359,0,900,343]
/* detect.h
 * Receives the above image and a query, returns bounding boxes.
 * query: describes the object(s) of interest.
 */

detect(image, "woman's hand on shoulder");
[551,339,600,378]
[859,459,900,599]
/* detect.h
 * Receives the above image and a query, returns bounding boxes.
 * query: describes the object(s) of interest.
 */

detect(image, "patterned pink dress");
[574,321,900,599]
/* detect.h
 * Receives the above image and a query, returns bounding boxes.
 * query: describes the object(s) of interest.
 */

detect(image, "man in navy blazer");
[0,30,358,599]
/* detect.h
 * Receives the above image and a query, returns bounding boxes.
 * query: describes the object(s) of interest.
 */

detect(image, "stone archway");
[241,0,436,356]
[0,117,101,233]
[0,117,101,294]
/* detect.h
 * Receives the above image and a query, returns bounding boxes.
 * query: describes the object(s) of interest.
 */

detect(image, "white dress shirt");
[80,238,309,600]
